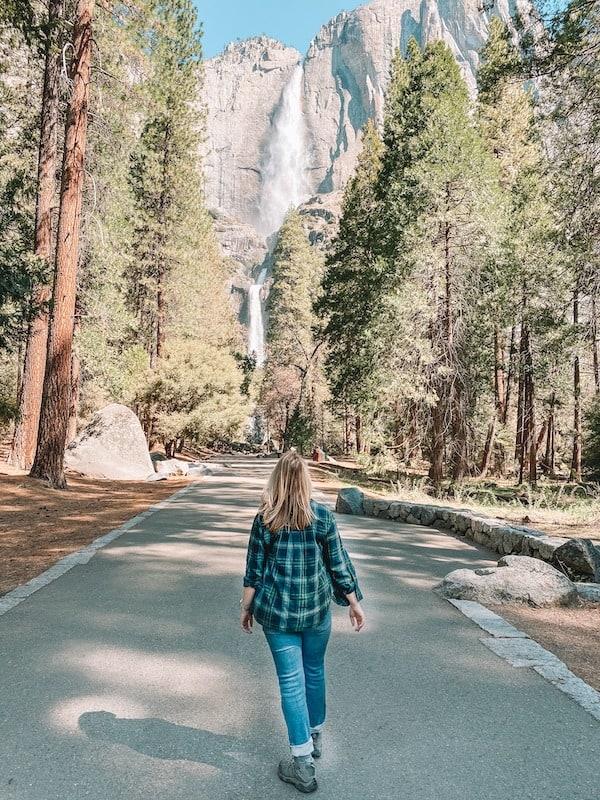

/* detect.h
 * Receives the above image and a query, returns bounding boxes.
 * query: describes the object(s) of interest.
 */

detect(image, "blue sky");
[197,1,364,59]
[197,1,569,60]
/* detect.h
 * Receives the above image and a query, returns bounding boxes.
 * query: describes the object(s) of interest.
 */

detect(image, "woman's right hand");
[349,602,365,632]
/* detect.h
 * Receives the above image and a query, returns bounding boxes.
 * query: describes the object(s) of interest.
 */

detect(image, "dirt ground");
[0,469,189,596]
[311,464,600,694]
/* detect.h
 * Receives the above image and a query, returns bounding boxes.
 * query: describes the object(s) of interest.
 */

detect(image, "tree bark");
[355,413,362,454]
[518,323,537,486]
[10,0,63,470]
[30,0,95,488]
[66,344,80,445]
[592,295,600,394]
[570,282,582,482]
[429,393,446,486]
[479,417,496,478]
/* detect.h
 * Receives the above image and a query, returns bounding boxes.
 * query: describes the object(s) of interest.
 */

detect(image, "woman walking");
[240,449,365,793]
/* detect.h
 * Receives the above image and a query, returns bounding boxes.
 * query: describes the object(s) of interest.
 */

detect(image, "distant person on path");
[241,449,365,793]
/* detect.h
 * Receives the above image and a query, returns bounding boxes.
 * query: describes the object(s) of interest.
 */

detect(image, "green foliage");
[0,23,40,348]
[317,119,386,415]
[262,210,325,449]
[136,339,249,446]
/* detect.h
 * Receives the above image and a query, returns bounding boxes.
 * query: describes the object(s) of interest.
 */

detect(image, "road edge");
[446,598,600,724]
[0,482,197,619]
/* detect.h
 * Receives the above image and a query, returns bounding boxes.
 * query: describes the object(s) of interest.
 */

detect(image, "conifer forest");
[0,0,598,496]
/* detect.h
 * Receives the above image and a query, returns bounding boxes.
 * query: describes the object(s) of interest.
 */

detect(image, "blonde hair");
[260,449,314,533]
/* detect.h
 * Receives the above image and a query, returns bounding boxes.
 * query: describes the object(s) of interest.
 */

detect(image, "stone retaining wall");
[336,488,569,563]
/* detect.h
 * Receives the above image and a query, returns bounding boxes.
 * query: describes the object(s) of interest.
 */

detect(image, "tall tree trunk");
[519,323,537,487]
[30,0,95,488]
[482,326,509,478]
[570,282,582,482]
[67,343,80,444]
[545,395,556,475]
[503,325,516,424]
[429,396,446,487]
[592,295,600,394]
[494,327,506,421]
[355,413,362,454]
[451,381,469,481]
[10,0,64,470]
[479,417,497,478]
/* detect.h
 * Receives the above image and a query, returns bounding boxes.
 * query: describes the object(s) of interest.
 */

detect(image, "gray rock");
[574,583,600,603]
[551,538,600,582]
[154,459,189,477]
[434,561,577,607]
[65,404,154,481]
[188,462,228,477]
[498,555,563,575]
[335,487,364,516]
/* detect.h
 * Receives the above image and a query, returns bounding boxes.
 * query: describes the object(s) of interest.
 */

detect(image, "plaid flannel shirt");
[243,500,363,632]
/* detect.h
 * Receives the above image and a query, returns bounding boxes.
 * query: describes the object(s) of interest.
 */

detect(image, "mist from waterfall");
[257,64,311,237]
[248,63,310,369]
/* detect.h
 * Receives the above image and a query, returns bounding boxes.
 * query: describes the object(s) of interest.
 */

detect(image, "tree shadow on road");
[79,711,248,769]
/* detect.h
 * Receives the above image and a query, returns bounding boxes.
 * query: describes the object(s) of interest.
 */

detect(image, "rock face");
[434,558,578,607]
[65,404,154,481]
[201,1,536,349]
[201,37,302,228]
[202,1,533,226]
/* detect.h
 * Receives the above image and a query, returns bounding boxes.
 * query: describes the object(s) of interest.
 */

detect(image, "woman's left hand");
[241,608,254,633]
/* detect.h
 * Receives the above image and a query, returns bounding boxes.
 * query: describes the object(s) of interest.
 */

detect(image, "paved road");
[0,457,598,800]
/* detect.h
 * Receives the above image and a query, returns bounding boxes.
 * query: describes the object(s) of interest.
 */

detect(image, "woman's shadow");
[79,711,251,770]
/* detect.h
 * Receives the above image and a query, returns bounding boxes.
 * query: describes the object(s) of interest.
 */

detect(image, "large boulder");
[551,538,600,582]
[336,488,364,516]
[434,557,578,607]
[65,404,154,481]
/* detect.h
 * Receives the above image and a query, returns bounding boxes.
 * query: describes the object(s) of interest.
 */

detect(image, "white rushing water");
[248,63,311,366]
[257,63,311,237]
[248,267,267,366]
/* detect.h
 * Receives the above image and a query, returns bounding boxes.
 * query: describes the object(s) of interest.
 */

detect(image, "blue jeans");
[264,610,332,756]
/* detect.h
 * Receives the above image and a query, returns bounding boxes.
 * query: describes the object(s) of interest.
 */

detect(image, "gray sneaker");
[311,732,322,759]
[278,757,318,793]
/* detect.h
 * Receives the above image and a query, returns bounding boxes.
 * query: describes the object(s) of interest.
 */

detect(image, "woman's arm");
[240,586,255,633]
[241,515,264,633]
[323,512,365,631]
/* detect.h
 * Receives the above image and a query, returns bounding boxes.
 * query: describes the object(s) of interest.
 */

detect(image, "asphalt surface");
[0,456,598,800]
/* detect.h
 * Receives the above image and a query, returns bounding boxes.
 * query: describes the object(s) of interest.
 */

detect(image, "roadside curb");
[0,481,197,619]
[447,598,600,724]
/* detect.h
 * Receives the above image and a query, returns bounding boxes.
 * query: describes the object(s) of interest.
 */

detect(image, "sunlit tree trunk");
[10,0,64,470]
[570,282,582,482]
[30,0,95,488]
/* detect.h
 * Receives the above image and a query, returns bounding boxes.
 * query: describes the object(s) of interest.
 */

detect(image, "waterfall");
[248,267,267,366]
[248,63,310,367]
[257,64,310,237]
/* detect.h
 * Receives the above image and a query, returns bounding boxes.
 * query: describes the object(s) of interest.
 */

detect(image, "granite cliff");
[202,0,532,239]
[200,0,533,357]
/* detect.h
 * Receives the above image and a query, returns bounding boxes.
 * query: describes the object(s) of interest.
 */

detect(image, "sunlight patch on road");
[61,645,228,698]
[47,694,148,736]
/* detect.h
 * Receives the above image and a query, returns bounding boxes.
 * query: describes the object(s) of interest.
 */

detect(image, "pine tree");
[262,210,324,452]
[317,119,385,451]
[30,0,96,488]
[379,39,502,484]
[10,0,64,469]
[128,0,203,367]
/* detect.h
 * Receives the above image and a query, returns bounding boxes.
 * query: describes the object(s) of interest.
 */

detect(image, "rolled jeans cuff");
[310,724,323,734]
[290,738,314,757]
